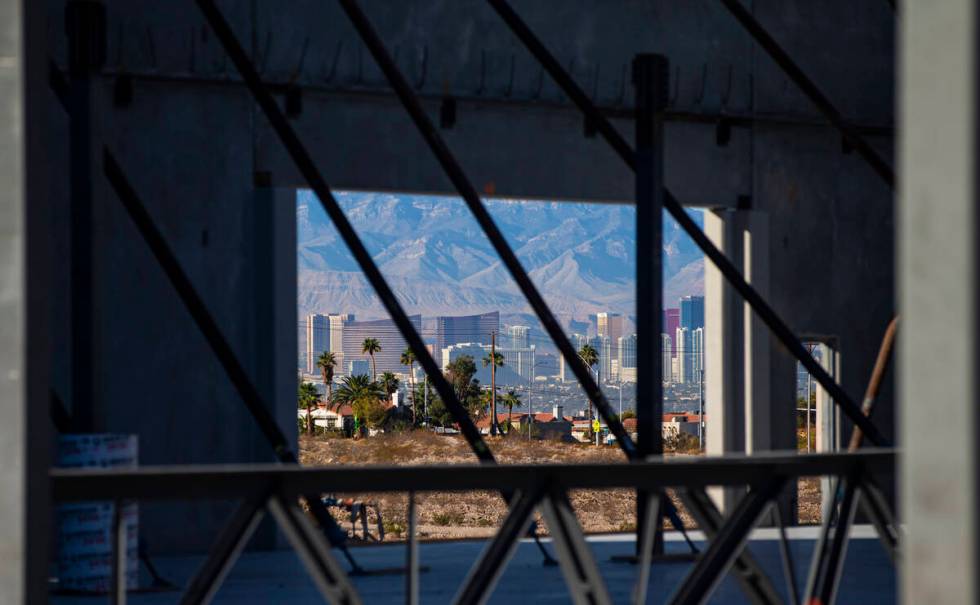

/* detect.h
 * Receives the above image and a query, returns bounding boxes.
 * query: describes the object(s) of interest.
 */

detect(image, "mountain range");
[297,191,704,341]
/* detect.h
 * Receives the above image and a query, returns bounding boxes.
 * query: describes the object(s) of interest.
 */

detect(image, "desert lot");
[299,432,821,542]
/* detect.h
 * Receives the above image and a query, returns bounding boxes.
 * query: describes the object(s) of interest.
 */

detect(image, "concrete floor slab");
[52,527,895,604]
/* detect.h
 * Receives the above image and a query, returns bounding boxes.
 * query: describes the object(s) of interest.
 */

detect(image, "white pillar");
[705,209,770,511]
[900,1,977,602]
[812,341,840,512]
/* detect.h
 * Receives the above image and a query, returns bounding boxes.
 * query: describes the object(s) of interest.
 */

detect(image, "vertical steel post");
[111,499,126,605]
[65,0,105,432]
[634,53,668,556]
[406,492,418,605]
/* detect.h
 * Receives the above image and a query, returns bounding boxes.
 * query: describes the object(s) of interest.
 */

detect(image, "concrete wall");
[37,0,895,552]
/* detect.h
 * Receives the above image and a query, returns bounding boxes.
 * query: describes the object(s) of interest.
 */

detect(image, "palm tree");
[362,338,382,380]
[483,351,505,436]
[578,343,599,431]
[400,348,416,423]
[379,371,400,406]
[298,382,320,436]
[501,389,521,434]
[334,374,386,436]
[316,351,337,408]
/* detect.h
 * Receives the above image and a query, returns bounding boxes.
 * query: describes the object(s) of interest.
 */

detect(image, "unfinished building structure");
[1,0,960,602]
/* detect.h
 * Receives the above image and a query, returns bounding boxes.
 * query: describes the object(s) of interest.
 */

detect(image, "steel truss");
[51,450,896,604]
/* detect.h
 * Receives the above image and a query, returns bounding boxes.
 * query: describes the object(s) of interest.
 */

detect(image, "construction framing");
[44,0,900,603]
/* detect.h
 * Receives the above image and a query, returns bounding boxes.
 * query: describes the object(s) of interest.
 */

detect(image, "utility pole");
[490,331,499,436]
[806,346,812,452]
[528,368,532,441]
[423,374,428,428]
[618,379,623,418]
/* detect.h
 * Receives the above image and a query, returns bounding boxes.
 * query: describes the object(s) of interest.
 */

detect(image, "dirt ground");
[299,432,821,542]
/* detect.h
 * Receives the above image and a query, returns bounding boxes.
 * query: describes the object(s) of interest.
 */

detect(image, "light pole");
[698,369,704,450]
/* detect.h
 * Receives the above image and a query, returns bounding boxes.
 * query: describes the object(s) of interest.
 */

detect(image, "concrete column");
[251,187,298,549]
[900,1,977,602]
[705,209,770,512]
[0,3,27,599]
[812,341,840,512]
[2,0,49,601]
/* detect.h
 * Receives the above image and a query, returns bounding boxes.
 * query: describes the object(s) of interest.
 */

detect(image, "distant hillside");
[297,191,704,339]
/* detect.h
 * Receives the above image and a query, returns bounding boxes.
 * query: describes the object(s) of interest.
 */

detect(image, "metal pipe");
[485,0,888,448]
[849,316,898,450]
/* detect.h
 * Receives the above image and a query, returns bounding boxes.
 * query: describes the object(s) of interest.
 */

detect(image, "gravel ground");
[299,432,821,542]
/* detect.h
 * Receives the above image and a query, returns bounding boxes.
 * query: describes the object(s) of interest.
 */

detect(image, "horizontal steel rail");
[51,450,895,502]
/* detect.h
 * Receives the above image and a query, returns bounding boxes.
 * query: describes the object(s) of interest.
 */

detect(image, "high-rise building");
[664,308,680,355]
[617,334,637,370]
[342,315,422,377]
[676,326,692,384]
[327,313,354,374]
[692,327,704,382]
[434,311,499,354]
[680,296,705,332]
[508,325,530,349]
[597,312,624,345]
[660,334,672,382]
[441,342,489,370]
[305,314,330,374]
[441,342,528,385]
[559,333,589,382]
[499,345,536,380]
[590,335,613,382]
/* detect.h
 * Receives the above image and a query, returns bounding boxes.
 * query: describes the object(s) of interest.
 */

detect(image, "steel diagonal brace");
[335,0,636,457]
[180,490,271,605]
[857,474,899,564]
[453,486,545,605]
[195,0,494,463]
[802,473,860,605]
[485,0,889,448]
[540,490,613,605]
[677,488,782,605]
[268,495,363,605]
[670,478,787,605]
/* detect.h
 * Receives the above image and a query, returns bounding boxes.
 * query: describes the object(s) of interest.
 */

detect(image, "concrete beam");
[900,1,977,602]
